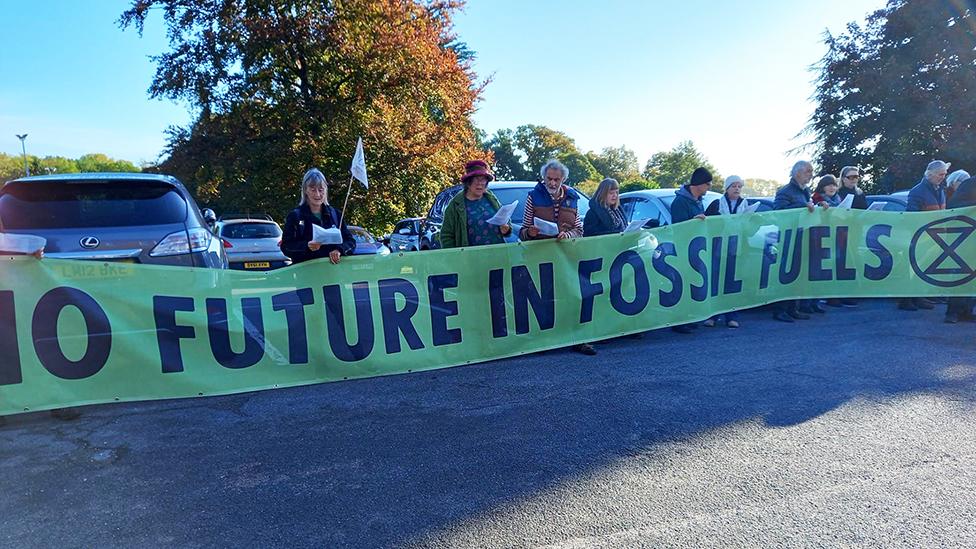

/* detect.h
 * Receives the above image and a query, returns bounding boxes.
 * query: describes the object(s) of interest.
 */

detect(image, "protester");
[583,178,627,236]
[704,175,749,217]
[900,160,949,311]
[772,161,822,321]
[440,160,512,248]
[944,174,976,323]
[521,159,593,355]
[703,175,749,328]
[669,167,712,334]
[837,166,868,210]
[520,159,584,241]
[281,168,356,264]
[812,174,841,208]
[945,169,970,204]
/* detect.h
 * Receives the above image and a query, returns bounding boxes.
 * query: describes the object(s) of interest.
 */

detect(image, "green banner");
[1,207,974,416]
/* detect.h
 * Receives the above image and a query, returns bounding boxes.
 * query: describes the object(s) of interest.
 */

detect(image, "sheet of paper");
[624,218,650,233]
[836,194,854,209]
[487,200,518,226]
[533,217,559,236]
[0,233,46,255]
[312,224,343,244]
[743,201,761,214]
[867,201,887,211]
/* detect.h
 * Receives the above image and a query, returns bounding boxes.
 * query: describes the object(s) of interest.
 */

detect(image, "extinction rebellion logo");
[909,215,976,288]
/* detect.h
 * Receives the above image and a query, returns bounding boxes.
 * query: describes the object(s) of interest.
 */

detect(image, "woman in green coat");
[440,160,512,248]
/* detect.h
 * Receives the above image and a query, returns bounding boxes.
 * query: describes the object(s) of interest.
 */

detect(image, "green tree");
[741,178,782,198]
[586,145,640,182]
[804,0,976,193]
[643,140,720,189]
[122,0,486,234]
[77,153,139,173]
[484,128,532,180]
[0,153,27,183]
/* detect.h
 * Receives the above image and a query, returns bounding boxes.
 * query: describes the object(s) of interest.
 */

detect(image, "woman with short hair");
[812,174,841,208]
[281,168,356,264]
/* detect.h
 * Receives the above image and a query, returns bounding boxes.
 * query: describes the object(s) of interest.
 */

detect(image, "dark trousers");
[947,297,975,317]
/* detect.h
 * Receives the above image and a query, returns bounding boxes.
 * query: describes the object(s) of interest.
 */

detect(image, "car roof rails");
[217,213,274,221]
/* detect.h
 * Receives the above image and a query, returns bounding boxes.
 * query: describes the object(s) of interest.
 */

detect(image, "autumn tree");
[804,0,976,192]
[121,0,487,233]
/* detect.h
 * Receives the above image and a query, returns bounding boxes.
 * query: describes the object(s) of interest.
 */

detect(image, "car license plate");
[244,261,270,269]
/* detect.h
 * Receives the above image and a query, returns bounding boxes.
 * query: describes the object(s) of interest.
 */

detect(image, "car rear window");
[0,181,188,229]
[221,223,282,239]
[350,229,374,243]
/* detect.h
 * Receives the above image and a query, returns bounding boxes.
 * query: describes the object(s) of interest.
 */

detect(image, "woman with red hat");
[440,160,513,248]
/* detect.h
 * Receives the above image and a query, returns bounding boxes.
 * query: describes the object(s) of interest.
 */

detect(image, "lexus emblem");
[80,236,100,249]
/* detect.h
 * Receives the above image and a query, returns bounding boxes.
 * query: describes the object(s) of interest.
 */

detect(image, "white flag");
[350,137,368,189]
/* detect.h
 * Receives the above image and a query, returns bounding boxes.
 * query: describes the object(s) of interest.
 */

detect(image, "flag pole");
[340,175,354,224]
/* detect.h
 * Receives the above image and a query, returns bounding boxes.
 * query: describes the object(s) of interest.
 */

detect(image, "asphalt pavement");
[1,299,975,548]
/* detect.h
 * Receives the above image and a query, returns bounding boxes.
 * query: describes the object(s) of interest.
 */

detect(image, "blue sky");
[1,0,884,181]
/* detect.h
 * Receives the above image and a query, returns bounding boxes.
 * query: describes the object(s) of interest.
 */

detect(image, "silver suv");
[0,173,226,268]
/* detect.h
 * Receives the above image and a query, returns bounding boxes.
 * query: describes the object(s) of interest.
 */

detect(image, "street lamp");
[15,134,29,177]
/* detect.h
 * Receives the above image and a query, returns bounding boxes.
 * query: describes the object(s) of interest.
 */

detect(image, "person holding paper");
[440,160,512,248]
[702,175,751,328]
[837,166,868,210]
[281,168,356,265]
[812,174,841,208]
[520,159,584,241]
[521,160,594,356]
[704,175,750,217]
[583,178,627,236]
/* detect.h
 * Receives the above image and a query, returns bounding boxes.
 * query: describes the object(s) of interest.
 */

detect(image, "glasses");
[845,175,860,180]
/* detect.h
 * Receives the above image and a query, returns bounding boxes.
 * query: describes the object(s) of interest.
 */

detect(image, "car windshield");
[351,229,374,243]
[0,181,188,229]
[221,223,281,239]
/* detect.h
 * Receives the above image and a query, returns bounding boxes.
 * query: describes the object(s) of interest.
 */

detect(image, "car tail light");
[222,238,233,248]
[150,228,213,257]
[277,239,282,248]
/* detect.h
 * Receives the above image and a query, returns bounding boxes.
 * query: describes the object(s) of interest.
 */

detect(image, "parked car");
[866,191,909,211]
[388,217,425,252]
[348,225,390,256]
[422,181,591,249]
[619,188,722,227]
[0,172,226,268]
[214,217,291,270]
[750,197,775,212]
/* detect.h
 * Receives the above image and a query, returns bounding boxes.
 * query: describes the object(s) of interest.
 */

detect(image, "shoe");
[945,314,959,324]
[671,325,694,334]
[841,299,858,308]
[916,298,935,310]
[960,314,976,323]
[788,310,811,320]
[773,312,795,323]
[812,303,827,313]
[826,299,844,308]
[898,300,918,311]
[797,306,814,314]
[727,320,740,328]
[50,407,81,421]
[573,343,597,356]
[703,318,716,327]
